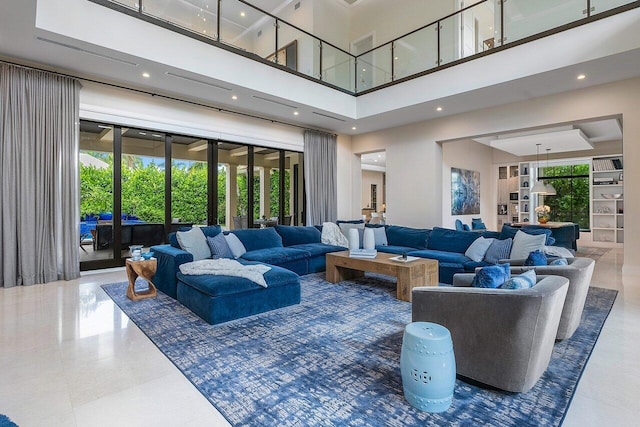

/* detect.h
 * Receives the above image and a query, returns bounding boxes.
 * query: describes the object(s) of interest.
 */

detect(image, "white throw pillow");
[225,233,247,259]
[176,227,211,261]
[510,230,547,260]
[464,236,494,262]
[371,227,388,246]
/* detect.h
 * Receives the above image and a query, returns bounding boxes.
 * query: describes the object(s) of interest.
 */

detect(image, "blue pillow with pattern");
[549,258,569,266]
[524,250,547,266]
[472,263,511,288]
[206,234,233,259]
[501,270,537,289]
[483,238,513,264]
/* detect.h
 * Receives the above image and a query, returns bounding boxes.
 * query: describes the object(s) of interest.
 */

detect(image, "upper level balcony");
[91,0,640,95]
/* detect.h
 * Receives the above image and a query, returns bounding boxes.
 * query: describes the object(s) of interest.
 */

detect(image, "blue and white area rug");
[102,274,616,426]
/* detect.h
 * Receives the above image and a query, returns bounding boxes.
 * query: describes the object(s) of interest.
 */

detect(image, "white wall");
[442,140,495,230]
[352,77,640,274]
[336,133,355,219]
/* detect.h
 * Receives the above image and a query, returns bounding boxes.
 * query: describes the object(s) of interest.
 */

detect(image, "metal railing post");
[500,0,505,44]
[217,0,221,42]
[138,0,143,13]
[319,40,323,80]
[274,19,279,64]
[436,21,441,67]
[354,57,358,93]
[391,41,395,81]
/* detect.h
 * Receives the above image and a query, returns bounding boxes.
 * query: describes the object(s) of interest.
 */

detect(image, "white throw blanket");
[321,222,348,247]
[179,259,271,288]
[543,245,575,258]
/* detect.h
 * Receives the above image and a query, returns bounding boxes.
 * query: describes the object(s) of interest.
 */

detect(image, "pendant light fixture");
[545,148,557,196]
[531,143,548,194]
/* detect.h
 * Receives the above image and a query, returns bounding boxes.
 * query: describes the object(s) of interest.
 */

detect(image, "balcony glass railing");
[92,0,639,95]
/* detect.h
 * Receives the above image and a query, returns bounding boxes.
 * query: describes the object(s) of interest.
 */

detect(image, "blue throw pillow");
[471,218,487,230]
[549,258,569,266]
[471,264,511,288]
[207,234,233,259]
[524,250,547,266]
[501,270,537,289]
[483,238,513,264]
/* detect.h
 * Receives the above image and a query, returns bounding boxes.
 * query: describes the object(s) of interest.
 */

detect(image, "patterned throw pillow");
[207,234,233,259]
[549,258,569,266]
[471,263,511,288]
[524,250,547,266]
[483,238,513,264]
[501,270,537,289]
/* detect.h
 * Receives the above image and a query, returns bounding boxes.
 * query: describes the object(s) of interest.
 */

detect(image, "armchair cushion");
[550,258,568,266]
[471,263,510,288]
[501,270,536,289]
[232,227,283,252]
[525,250,547,266]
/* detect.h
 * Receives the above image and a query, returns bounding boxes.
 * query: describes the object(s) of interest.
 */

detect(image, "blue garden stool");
[400,322,456,412]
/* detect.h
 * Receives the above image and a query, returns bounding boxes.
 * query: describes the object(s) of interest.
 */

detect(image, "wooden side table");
[126,258,158,301]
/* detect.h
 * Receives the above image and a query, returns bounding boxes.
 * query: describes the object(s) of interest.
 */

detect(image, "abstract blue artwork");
[451,167,480,215]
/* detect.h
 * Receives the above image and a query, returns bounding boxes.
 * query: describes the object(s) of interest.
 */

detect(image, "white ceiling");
[361,151,385,171]
[473,118,622,156]
[1,1,639,136]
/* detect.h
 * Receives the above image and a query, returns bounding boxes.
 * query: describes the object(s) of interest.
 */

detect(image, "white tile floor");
[0,248,637,426]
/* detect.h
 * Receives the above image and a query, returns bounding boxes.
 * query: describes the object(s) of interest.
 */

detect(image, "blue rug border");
[558,287,617,425]
[101,280,618,426]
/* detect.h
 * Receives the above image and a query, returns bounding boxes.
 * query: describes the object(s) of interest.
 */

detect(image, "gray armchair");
[504,257,595,340]
[412,274,569,392]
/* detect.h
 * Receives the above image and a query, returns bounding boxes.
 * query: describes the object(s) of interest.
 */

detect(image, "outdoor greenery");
[540,164,590,230]
[81,153,290,225]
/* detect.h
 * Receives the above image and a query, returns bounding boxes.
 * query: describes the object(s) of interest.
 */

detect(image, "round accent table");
[400,321,456,413]
[125,258,158,301]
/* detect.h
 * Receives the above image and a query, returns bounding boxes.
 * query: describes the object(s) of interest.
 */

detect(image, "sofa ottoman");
[176,261,301,325]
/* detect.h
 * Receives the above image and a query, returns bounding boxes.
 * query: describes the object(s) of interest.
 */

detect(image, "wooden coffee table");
[125,258,158,301]
[325,251,438,302]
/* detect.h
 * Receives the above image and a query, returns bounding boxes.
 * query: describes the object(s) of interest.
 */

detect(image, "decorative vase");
[363,228,375,250]
[348,228,360,251]
[129,245,143,261]
[538,217,548,224]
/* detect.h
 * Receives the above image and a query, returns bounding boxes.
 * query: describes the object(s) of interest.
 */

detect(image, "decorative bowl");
[601,193,623,199]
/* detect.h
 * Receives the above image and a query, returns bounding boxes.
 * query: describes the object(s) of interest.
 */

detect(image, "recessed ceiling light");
[97,125,111,129]
[577,74,586,80]
[374,159,378,162]
[142,72,150,78]
[489,26,493,30]
[293,111,299,116]
[240,11,246,17]
[232,95,238,100]
[394,56,398,60]
[362,68,366,72]
[152,134,162,138]
[377,154,381,158]
[352,126,357,130]
[139,132,147,135]
[436,107,443,111]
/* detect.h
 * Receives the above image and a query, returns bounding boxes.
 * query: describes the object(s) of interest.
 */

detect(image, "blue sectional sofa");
[151,222,561,324]
[151,225,346,324]
[374,226,496,284]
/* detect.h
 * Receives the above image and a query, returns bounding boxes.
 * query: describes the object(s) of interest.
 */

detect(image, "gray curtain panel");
[0,63,81,287]
[303,130,337,225]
